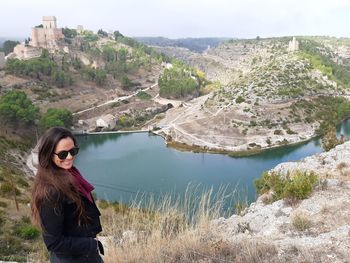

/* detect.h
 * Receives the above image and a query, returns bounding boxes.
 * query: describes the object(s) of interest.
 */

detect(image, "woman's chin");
[59,162,73,170]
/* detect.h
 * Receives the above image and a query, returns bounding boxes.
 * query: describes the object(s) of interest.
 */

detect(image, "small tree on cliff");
[321,126,345,152]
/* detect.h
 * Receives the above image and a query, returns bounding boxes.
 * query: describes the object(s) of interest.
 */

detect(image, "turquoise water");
[74,120,350,209]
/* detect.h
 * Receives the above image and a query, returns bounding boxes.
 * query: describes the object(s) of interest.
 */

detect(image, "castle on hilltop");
[31,16,64,49]
[7,16,65,60]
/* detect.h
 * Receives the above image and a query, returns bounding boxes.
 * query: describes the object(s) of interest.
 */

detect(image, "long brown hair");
[31,127,87,229]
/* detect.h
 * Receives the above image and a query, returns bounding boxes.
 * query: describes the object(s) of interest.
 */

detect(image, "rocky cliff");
[211,141,350,262]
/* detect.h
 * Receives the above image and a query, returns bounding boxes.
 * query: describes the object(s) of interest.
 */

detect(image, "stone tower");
[288,37,299,52]
[31,16,64,49]
[43,16,57,29]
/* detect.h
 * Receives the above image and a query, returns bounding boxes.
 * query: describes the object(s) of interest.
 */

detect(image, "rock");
[212,141,350,262]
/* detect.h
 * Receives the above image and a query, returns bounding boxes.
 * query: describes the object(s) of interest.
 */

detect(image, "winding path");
[72,83,158,115]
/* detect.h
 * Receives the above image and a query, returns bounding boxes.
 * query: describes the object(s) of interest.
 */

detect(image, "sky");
[1,0,350,39]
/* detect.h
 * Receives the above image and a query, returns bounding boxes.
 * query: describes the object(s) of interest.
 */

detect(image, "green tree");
[117,48,128,63]
[94,69,107,86]
[102,46,116,62]
[40,108,73,129]
[121,75,133,89]
[113,31,124,41]
[62,27,77,39]
[158,64,199,99]
[51,70,73,87]
[3,40,20,55]
[0,90,39,125]
[97,29,108,37]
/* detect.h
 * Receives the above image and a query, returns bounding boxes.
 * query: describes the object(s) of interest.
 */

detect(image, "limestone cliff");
[212,141,350,262]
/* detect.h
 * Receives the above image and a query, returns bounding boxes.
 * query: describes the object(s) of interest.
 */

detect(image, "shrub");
[0,235,29,261]
[12,216,40,240]
[249,120,257,127]
[255,171,318,203]
[136,91,152,100]
[16,177,29,187]
[274,129,283,135]
[0,212,5,226]
[286,128,297,135]
[18,226,40,239]
[255,172,285,202]
[283,171,318,203]
[0,182,20,196]
[292,212,312,231]
[235,96,245,104]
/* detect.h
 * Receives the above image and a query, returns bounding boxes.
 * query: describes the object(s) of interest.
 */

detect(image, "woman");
[31,127,104,263]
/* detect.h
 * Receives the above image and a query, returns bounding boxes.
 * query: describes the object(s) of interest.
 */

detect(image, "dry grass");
[98,185,279,263]
[336,162,350,177]
[104,229,278,263]
[291,212,312,232]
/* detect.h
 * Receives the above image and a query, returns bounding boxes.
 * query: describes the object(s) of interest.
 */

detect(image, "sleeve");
[39,193,98,256]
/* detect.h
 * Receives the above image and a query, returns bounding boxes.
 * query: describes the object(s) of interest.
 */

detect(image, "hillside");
[0,31,170,132]
[150,37,350,154]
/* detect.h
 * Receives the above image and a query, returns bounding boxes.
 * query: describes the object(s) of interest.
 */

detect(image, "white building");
[96,114,115,129]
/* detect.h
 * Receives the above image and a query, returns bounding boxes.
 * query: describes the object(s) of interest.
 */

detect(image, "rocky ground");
[211,141,350,263]
[151,37,349,153]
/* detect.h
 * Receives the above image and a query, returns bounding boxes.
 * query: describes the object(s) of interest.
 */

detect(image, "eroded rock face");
[154,38,348,153]
[211,142,350,262]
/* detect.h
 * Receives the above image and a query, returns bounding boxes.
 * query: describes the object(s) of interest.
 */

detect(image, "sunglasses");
[54,147,79,160]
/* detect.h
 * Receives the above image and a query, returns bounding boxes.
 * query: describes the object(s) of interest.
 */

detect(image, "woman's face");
[52,137,76,170]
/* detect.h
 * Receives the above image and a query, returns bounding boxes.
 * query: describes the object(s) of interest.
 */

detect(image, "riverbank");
[73,129,149,135]
[153,128,321,157]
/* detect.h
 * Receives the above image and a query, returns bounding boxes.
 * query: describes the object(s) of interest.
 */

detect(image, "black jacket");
[39,190,103,262]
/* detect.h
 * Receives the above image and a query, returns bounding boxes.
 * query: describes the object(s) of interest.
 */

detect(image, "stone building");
[96,114,116,129]
[31,16,64,49]
[9,44,41,60]
[0,52,5,69]
[288,37,299,52]
[77,25,84,34]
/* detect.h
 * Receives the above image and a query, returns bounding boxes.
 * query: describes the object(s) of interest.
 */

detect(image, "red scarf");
[69,167,94,203]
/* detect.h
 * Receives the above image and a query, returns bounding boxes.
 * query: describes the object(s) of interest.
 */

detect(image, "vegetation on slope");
[158,61,208,99]
[6,50,73,87]
[0,136,43,262]
[4,29,165,88]
[298,38,350,87]
[0,90,73,131]
[255,170,318,204]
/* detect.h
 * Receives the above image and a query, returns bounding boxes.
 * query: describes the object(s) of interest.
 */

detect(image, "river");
[74,120,350,210]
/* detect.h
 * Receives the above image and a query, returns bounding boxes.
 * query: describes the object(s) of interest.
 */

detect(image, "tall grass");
[100,184,241,262]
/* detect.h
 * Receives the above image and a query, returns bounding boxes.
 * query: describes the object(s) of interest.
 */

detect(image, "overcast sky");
[1,0,350,39]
